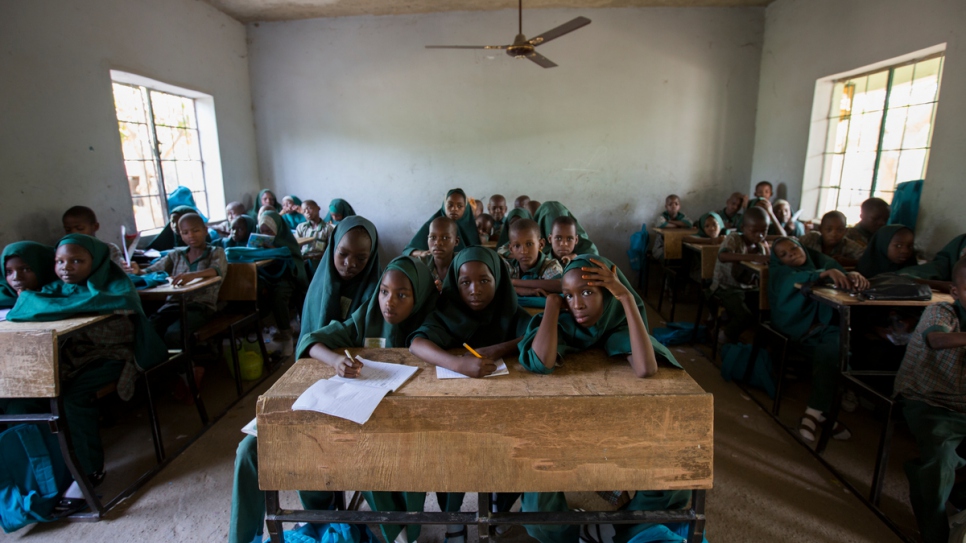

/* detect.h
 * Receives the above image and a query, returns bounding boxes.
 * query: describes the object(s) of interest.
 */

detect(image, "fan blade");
[528,17,591,46]
[425,45,507,50]
[526,51,557,68]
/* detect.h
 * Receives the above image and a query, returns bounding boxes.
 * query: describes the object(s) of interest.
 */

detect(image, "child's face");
[457,261,496,312]
[514,196,530,210]
[230,217,250,244]
[170,213,184,234]
[725,195,742,216]
[261,191,276,208]
[303,204,321,223]
[561,269,605,328]
[702,217,721,238]
[63,217,97,237]
[334,227,372,281]
[887,229,915,264]
[428,223,458,259]
[226,204,244,222]
[774,203,791,224]
[860,209,889,234]
[755,184,773,200]
[819,217,846,247]
[741,217,768,246]
[774,240,807,267]
[445,194,467,221]
[281,197,296,212]
[258,223,275,236]
[472,200,484,218]
[550,223,577,259]
[665,197,681,217]
[488,198,507,222]
[509,229,544,271]
[5,256,40,294]
[378,269,415,325]
[476,217,494,241]
[54,244,93,284]
[179,219,208,249]
[330,213,344,223]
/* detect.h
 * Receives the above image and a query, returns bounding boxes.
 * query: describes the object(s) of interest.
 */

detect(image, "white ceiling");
[204,0,774,23]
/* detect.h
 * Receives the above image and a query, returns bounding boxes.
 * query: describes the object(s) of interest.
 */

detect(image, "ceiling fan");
[425,0,591,68]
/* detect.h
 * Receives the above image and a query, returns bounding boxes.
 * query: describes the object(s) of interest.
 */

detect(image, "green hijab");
[248,189,282,219]
[8,234,166,371]
[403,189,481,255]
[410,246,529,349]
[222,216,256,248]
[856,224,917,278]
[282,195,307,230]
[496,208,533,247]
[767,237,844,340]
[259,211,308,287]
[517,254,679,374]
[298,216,381,353]
[532,201,599,255]
[297,256,438,358]
[147,205,201,251]
[0,242,57,308]
[323,199,356,225]
[902,233,966,281]
[695,212,725,238]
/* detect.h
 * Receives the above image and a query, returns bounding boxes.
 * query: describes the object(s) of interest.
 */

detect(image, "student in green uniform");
[799,211,865,268]
[323,198,356,225]
[503,218,563,297]
[856,224,918,278]
[298,256,440,543]
[845,197,890,248]
[894,256,966,543]
[487,194,509,240]
[6,234,166,510]
[280,194,307,230]
[1,241,57,308]
[773,199,806,237]
[220,215,256,249]
[902,233,966,292]
[496,207,532,256]
[417,216,460,293]
[404,189,481,256]
[516,255,683,543]
[248,189,281,219]
[251,211,309,343]
[684,212,726,245]
[768,237,869,442]
[710,207,770,344]
[532,201,599,256]
[720,192,744,230]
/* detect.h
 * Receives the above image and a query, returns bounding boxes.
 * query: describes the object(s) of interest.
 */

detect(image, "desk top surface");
[0,314,114,335]
[653,227,699,235]
[136,276,222,297]
[806,286,954,307]
[741,261,768,273]
[261,348,705,406]
[296,236,314,246]
[684,242,721,252]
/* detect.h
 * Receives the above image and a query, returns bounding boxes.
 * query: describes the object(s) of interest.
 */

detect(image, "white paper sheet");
[121,225,140,266]
[241,417,257,437]
[0,308,9,322]
[328,358,418,391]
[292,379,390,424]
[436,358,509,379]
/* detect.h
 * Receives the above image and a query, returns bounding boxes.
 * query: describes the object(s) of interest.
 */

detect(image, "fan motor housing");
[507,43,534,57]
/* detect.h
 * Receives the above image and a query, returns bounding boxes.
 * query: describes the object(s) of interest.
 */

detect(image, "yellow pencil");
[462,343,483,358]
[344,349,356,367]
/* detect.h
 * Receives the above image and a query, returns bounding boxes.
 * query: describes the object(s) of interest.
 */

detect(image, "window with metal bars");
[112,81,210,232]
[816,53,944,224]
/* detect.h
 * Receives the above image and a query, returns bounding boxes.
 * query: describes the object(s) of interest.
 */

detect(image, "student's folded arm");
[620,295,658,378]
[528,296,563,371]
[925,330,966,350]
[476,337,523,360]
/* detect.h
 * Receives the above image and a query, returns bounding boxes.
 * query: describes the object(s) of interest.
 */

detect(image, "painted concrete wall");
[248,7,765,268]
[751,0,966,253]
[0,0,260,245]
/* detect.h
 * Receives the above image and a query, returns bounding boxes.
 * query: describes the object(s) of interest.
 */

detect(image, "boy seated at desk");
[295,199,334,264]
[62,206,125,268]
[547,215,580,265]
[220,215,255,249]
[845,197,890,248]
[753,180,773,202]
[503,218,563,297]
[124,213,226,348]
[720,192,744,230]
[651,194,693,260]
[711,206,770,345]
[894,256,966,543]
[488,194,508,240]
[476,213,495,243]
[212,201,246,238]
[684,212,725,245]
[773,199,806,237]
[799,210,865,268]
[417,216,459,292]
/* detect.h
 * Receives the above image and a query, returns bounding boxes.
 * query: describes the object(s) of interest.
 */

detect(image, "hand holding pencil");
[338,349,364,379]
[460,343,497,378]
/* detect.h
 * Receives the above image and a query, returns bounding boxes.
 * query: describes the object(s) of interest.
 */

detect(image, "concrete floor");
[9,298,913,543]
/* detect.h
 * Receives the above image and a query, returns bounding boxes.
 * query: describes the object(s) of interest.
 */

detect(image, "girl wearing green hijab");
[248,189,281,219]
[323,198,356,225]
[254,211,308,342]
[404,189,481,256]
[684,211,726,245]
[496,207,532,257]
[229,257,437,543]
[298,216,381,351]
[280,195,307,230]
[516,255,682,543]
[856,224,918,278]
[902,233,966,291]
[532,201,599,255]
[7,234,166,486]
[1,241,57,308]
[768,237,869,442]
[147,205,208,251]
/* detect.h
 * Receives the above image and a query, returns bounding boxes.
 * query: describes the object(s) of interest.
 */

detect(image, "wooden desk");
[257,349,712,493]
[482,240,497,249]
[297,236,314,247]
[524,306,543,316]
[136,275,223,301]
[684,243,720,282]
[652,228,699,260]
[740,261,769,311]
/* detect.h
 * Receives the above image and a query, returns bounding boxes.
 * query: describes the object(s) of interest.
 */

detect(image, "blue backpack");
[627,225,650,272]
[0,424,71,533]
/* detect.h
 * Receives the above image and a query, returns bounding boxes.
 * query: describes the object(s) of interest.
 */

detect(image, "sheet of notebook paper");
[436,358,509,379]
[292,379,390,425]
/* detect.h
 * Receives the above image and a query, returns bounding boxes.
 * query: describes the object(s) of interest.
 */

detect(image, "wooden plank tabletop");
[740,261,769,310]
[257,348,712,493]
[684,243,721,281]
[481,240,497,249]
[805,286,954,307]
[297,236,314,246]
[653,228,699,260]
[136,275,222,300]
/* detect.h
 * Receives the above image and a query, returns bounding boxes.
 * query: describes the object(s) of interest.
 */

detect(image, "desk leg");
[818,306,851,454]
[838,306,851,373]
[477,492,492,542]
[266,490,284,543]
[687,489,706,543]
[179,295,208,425]
[50,397,104,518]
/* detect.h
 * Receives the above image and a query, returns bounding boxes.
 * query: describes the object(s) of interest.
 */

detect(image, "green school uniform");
[147,205,202,251]
[695,212,724,238]
[323,198,356,225]
[735,197,768,231]
[220,216,256,249]
[256,211,309,333]
[902,233,966,282]
[767,237,844,412]
[297,216,381,355]
[0,241,57,308]
[403,189,481,255]
[655,210,693,229]
[532,201,599,255]
[247,189,282,219]
[496,207,532,248]
[281,195,307,230]
[856,224,918,278]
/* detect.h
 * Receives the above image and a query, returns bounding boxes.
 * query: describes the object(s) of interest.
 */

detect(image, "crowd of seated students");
[652,179,966,543]
[2,181,963,543]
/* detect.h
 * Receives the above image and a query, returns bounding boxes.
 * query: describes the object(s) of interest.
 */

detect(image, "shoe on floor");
[840,389,858,413]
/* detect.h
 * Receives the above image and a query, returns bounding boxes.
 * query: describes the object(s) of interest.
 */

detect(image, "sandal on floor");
[832,421,852,440]
[444,527,466,543]
[579,524,602,543]
[50,497,88,518]
[799,412,821,442]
